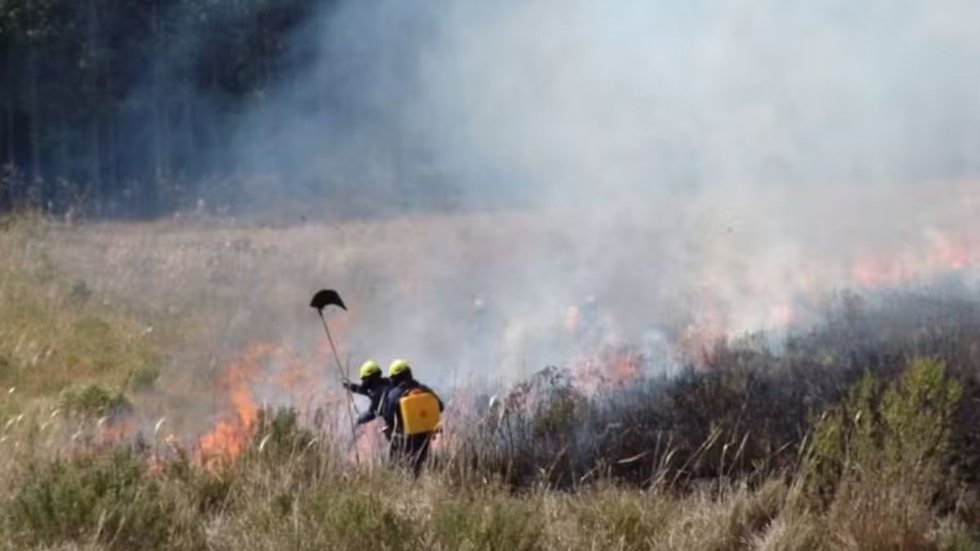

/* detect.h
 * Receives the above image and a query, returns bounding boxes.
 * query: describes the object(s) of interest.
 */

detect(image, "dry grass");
[0,216,161,419]
[0,405,976,550]
[2,214,980,549]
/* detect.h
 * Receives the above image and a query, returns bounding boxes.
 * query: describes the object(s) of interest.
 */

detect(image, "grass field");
[2,211,980,549]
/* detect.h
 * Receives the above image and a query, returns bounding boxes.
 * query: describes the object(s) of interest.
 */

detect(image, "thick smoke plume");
[222,0,980,386]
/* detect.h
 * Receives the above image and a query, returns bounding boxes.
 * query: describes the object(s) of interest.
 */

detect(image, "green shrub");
[189,470,235,516]
[532,394,581,439]
[0,350,13,382]
[434,497,545,551]
[251,407,315,458]
[570,489,674,550]
[804,358,962,504]
[59,384,130,419]
[128,364,160,392]
[5,449,203,550]
[68,280,92,303]
[881,357,961,483]
[241,407,320,480]
[288,490,417,551]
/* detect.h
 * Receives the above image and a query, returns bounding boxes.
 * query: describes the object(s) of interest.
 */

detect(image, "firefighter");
[379,359,444,475]
[343,360,390,426]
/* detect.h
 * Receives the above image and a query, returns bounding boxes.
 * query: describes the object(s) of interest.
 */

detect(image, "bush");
[235,487,420,551]
[803,358,962,505]
[251,407,316,459]
[59,383,131,419]
[433,497,545,551]
[128,364,161,392]
[306,491,419,551]
[0,350,13,382]
[568,488,676,550]
[881,358,961,483]
[5,449,203,550]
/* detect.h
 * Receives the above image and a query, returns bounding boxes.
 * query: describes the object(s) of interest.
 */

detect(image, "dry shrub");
[432,496,546,551]
[661,480,785,551]
[750,511,826,551]
[927,518,978,551]
[210,473,419,551]
[564,486,677,550]
[826,481,935,551]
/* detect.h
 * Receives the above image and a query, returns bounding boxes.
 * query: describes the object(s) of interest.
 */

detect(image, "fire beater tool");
[309,289,359,464]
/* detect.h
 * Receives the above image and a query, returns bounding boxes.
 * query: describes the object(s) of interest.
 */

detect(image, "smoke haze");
[237,1,980,201]
[223,0,980,382]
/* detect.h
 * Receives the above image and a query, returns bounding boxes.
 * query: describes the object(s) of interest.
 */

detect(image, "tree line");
[0,0,326,217]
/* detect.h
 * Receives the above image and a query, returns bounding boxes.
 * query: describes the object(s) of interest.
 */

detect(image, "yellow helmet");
[359,360,382,379]
[388,359,411,377]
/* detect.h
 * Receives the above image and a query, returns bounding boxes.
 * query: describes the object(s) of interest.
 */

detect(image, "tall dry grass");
[2,214,980,549]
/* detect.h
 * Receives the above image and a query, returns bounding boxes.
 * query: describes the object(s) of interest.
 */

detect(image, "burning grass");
[3,213,980,549]
[0,397,975,550]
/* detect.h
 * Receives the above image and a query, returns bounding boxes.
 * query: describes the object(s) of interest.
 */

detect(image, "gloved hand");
[341,381,355,391]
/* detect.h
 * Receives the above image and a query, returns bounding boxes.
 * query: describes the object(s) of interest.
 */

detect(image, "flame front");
[851,231,979,288]
[197,342,276,462]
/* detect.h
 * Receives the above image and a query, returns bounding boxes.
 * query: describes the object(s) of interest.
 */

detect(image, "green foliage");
[568,489,673,550]
[59,383,129,418]
[189,471,235,516]
[881,358,962,481]
[433,497,545,551]
[305,491,418,551]
[2,219,980,549]
[238,485,419,551]
[0,238,164,396]
[247,407,317,466]
[5,449,203,550]
[0,350,12,381]
[804,358,962,504]
[68,279,92,303]
[128,363,161,392]
[532,393,581,439]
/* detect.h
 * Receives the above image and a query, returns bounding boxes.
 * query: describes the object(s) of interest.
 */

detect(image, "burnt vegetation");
[448,288,980,495]
[3,213,980,547]
[5,286,980,548]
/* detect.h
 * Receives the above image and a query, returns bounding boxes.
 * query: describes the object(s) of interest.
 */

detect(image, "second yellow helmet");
[388,359,411,377]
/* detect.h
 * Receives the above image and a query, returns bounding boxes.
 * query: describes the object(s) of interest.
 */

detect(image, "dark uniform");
[379,377,444,475]
[344,377,391,425]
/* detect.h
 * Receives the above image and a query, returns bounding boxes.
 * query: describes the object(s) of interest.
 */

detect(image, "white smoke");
[230,0,980,383]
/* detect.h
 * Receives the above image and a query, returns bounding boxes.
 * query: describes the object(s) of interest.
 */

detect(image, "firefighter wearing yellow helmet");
[342,359,390,426]
[379,358,444,475]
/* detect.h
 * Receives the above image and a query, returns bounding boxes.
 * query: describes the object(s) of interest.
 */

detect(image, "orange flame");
[197,342,298,463]
[572,345,643,395]
[851,231,979,288]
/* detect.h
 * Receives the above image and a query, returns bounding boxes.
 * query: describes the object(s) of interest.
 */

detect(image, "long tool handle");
[319,311,360,465]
